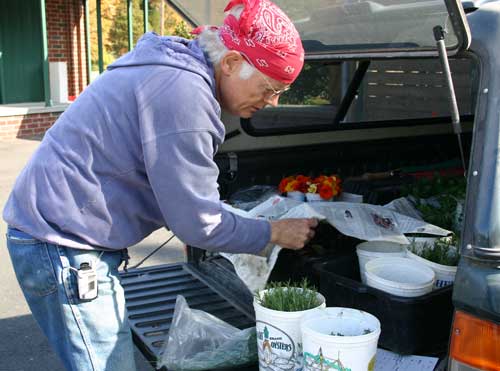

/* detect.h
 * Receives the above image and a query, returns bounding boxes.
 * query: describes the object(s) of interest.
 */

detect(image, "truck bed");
[122,130,472,370]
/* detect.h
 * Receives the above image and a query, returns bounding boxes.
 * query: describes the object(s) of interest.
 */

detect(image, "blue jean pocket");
[6,233,58,297]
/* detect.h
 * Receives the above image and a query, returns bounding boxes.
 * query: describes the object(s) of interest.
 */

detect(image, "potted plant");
[401,174,464,289]
[254,279,325,371]
[278,175,310,201]
[305,175,342,202]
[301,307,381,371]
[406,235,460,288]
[401,174,466,234]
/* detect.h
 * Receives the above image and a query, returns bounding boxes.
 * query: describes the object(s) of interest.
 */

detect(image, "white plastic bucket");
[254,289,326,371]
[301,307,381,371]
[365,257,435,297]
[356,241,407,284]
[287,191,305,201]
[406,250,457,289]
[305,193,328,202]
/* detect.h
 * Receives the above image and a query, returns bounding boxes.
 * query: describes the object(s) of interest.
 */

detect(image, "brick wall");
[0,112,61,140]
[46,0,88,98]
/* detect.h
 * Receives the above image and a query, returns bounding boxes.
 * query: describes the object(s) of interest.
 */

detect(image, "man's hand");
[269,218,319,250]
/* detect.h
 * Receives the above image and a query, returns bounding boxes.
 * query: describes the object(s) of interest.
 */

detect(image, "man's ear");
[220,51,244,76]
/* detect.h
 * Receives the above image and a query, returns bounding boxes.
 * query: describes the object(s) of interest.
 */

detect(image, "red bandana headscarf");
[193,0,304,84]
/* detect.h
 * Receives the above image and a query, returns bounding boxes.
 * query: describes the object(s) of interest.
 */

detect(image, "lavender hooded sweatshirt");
[3,33,270,253]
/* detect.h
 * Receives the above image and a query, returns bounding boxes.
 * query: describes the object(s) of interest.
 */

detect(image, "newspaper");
[221,197,451,292]
[375,349,439,371]
[220,203,283,293]
[220,243,282,294]
[383,197,423,220]
[252,196,450,244]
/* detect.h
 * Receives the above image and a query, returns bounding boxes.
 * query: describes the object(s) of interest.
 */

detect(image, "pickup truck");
[120,1,500,370]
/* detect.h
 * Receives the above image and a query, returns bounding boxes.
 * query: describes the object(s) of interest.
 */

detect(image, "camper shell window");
[242,57,478,136]
[167,0,473,135]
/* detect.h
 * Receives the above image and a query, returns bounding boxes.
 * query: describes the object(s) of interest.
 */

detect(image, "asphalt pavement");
[0,138,185,371]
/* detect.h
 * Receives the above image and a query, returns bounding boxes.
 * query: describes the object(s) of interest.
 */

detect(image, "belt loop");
[57,245,71,269]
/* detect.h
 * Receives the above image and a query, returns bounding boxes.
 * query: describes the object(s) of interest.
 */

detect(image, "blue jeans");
[6,227,137,371]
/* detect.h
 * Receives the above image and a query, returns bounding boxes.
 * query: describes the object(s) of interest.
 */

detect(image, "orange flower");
[304,174,342,199]
[278,175,312,194]
[296,175,310,183]
[278,176,295,193]
[313,175,327,184]
[278,174,340,197]
[293,175,311,193]
[296,183,306,193]
[319,183,334,200]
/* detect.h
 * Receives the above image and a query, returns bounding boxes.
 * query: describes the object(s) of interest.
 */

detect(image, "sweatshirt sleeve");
[137,69,271,254]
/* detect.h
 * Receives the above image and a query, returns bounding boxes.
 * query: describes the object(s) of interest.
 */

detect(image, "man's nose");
[264,94,280,107]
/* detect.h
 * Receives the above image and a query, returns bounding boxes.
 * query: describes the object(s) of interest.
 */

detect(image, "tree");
[89,0,193,71]
[148,0,193,38]
[89,0,118,69]
[108,0,144,57]
[280,63,333,105]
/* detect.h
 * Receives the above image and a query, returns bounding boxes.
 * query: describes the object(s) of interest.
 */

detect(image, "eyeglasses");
[259,73,291,99]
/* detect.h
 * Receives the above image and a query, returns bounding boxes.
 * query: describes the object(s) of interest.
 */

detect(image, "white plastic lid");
[356,241,406,257]
[365,257,435,289]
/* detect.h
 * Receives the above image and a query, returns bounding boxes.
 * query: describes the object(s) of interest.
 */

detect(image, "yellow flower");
[308,183,318,193]
[284,180,299,192]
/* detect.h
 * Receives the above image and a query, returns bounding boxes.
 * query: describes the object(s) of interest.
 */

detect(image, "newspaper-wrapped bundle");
[221,196,450,293]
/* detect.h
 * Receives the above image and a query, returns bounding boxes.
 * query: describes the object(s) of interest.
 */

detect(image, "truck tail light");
[449,310,500,371]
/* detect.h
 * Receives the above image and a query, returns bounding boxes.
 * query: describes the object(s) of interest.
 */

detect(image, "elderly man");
[3,0,317,370]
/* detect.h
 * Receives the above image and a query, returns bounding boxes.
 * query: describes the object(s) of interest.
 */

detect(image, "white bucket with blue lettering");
[406,250,457,289]
[300,307,381,371]
[254,289,326,371]
[406,237,458,289]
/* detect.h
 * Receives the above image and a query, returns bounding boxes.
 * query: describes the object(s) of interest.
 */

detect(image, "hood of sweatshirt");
[108,32,215,94]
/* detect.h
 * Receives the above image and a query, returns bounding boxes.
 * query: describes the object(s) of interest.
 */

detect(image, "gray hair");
[197,5,256,80]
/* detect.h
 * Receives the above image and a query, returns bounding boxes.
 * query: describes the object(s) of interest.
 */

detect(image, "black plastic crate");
[315,253,453,355]
[268,223,361,287]
[342,175,415,205]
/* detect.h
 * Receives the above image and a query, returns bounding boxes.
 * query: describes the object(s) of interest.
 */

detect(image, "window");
[274,0,465,57]
[245,57,478,135]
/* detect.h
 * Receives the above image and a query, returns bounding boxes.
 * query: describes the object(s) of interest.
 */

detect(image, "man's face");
[217,52,290,118]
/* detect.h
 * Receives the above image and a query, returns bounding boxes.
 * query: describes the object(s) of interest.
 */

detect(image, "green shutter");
[0,0,44,103]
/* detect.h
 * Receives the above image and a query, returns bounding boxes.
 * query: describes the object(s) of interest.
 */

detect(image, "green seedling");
[408,237,460,266]
[256,278,321,312]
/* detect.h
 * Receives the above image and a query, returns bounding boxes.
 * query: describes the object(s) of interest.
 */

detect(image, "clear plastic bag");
[228,185,279,211]
[158,295,257,371]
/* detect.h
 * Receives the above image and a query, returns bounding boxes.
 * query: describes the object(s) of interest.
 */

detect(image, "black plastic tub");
[314,252,454,355]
